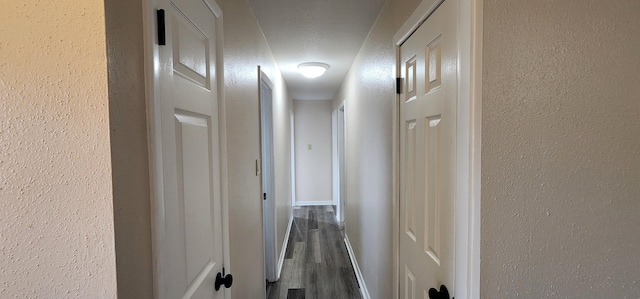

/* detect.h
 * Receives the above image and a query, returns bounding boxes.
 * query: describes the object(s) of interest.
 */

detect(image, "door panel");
[399,0,456,297]
[404,119,417,242]
[158,0,224,298]
[175,113,214,283]
[405,266,416,299]
[424,115,442,265]
[173,12,209,86]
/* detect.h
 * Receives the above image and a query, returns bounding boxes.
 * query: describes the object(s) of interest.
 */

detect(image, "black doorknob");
[215,271,233,291]
[428,285,450,299]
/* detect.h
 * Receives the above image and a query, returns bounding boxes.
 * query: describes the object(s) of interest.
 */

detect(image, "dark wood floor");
[266,206,361,299]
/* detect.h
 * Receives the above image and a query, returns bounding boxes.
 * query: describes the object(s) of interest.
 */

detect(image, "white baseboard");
[295,200,334,206]
[344,234,371,299]
[276,214,294,279]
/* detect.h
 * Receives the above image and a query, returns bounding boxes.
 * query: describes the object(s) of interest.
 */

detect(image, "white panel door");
[399,0,457,298]
[157,0,225,298]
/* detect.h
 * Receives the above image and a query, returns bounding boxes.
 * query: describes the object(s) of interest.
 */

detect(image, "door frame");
[258,66,278,282]
[392,0,482,297]
[290,110,296,207]
[331,102,346,222]
[143,0,231,297]
[332,109,338,212]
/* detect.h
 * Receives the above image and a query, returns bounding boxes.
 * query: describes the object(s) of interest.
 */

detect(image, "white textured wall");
[219,0,293,297]
[482,0,640,297]
[0,1,117,297]
[293,100,333,203]
[272,60,294,285]
[332,0,420,297]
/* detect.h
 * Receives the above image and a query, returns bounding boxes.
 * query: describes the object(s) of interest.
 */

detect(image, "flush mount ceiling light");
[297,62,329,78]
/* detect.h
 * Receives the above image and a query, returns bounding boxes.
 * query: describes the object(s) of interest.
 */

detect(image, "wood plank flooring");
[266,206,361,299]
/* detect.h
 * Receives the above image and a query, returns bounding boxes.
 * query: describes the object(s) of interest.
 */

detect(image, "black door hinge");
[263,193,266,200]
[157,9,166,46]
[396,77,402,94]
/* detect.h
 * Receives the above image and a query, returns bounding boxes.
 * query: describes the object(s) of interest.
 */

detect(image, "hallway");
[266,206,361,299]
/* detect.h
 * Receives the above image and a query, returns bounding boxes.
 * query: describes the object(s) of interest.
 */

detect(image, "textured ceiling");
[248,0,385,100]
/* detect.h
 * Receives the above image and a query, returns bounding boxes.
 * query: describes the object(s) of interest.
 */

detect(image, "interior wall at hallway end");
[331,0,422,298]
[293,100,333,204]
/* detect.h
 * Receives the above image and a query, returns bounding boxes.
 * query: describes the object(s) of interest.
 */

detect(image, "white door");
[156,0,226,298]
[260,72,277,282]
[398,0,457,298]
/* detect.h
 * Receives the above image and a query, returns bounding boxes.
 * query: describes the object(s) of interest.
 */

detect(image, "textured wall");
[331,0,421,297]
[219,0,293,297]
[293,100,333,203]
[0,1,117,297]
[482,0,640,297]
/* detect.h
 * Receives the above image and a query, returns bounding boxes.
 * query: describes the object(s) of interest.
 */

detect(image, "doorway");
[259,68,278,282]
[149,0,228,298]
[290,111,296,207]
[394,0,482,297]
[398,0,457,295]
[332,104,346,223]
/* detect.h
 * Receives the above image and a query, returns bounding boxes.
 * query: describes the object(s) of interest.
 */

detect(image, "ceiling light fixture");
[297,62,329,78]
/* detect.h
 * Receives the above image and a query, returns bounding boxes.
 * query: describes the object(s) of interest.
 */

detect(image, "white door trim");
[392,0,482,298]
[338,102,347,223]
[290,111,296,207]
[143,0,231,297]
[339,103,346,224]
[331,102,346,222]
[332,109,339,213]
